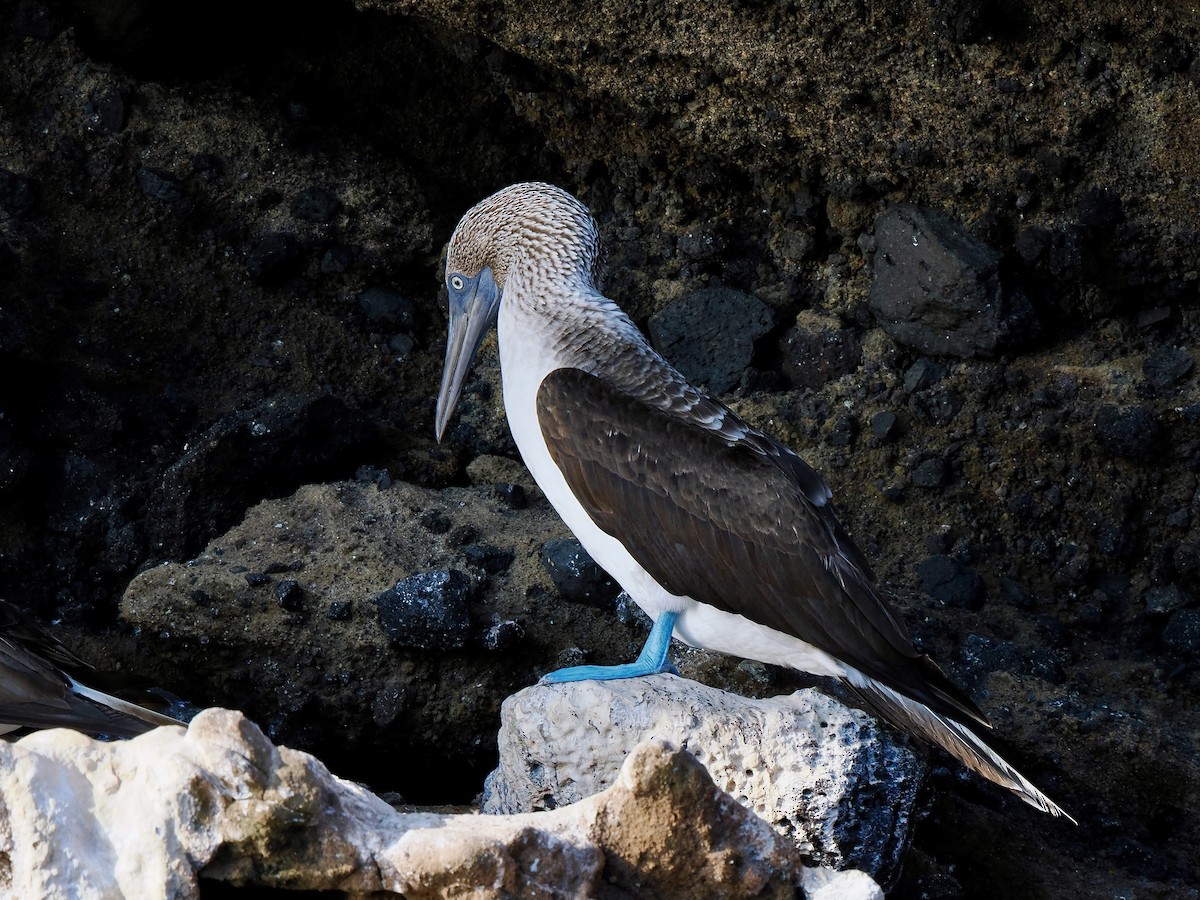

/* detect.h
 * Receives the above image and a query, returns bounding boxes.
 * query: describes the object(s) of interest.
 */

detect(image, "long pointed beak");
[435,268,501,443]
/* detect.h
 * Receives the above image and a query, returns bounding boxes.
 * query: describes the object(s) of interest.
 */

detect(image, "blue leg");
[540,611,679,684]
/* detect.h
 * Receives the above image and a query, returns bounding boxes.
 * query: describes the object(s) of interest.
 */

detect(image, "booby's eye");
[449,274,466,292]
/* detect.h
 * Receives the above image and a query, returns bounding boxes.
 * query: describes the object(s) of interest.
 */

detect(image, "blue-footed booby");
[0,599,182,737]
[435,182,1070,819]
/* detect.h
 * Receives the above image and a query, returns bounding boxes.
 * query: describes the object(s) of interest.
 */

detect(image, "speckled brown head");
[436,183,603,442]
[445,182,603,292]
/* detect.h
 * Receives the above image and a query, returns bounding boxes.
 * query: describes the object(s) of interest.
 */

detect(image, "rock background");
[1,0,1198,896]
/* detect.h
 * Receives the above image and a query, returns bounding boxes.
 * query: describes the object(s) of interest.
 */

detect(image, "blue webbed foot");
[539,611,678,684]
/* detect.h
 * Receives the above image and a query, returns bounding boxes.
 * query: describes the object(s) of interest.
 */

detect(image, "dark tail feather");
[842,674,1075,823]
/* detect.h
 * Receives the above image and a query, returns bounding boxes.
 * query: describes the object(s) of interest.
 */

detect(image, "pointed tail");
[842,674,1075,823]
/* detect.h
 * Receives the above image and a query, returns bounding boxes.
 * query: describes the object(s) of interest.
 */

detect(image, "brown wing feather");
[537,367,987,728]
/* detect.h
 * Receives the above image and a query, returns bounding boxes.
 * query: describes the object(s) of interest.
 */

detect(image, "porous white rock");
[482,674,925,884]
[0,708,879,899]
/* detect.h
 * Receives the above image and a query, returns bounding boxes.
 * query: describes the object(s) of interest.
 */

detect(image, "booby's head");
[435,182,602,442]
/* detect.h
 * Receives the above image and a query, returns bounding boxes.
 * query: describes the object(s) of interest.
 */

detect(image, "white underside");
[497,297,847,681]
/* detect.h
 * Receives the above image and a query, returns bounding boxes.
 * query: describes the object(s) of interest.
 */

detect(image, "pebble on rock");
[870,410,898,440]
[540,538,620,608]
[374,569,472,650]
[274,579,303,610]
[911,456,947,488]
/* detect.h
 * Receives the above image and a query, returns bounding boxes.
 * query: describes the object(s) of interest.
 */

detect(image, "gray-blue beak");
[435,267,501,443]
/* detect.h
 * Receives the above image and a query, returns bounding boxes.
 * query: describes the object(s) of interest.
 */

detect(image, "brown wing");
[537,367,987,727]
[0,599,174,737]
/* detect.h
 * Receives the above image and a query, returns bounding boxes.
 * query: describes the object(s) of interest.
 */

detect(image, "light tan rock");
[483,676,924,884]
[0,709,879,899]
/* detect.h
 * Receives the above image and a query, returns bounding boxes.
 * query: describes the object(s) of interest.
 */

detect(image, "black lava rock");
[462,543,515,575]
[84,88,127,133]
[246,231,303,284]
[1142,346,1193,390]
[420,510,452,534]
[903,358,945,392]
[870,410,899,440]
[493,483,527,509]
[540,538,620,608]
[912,457,947,488]
[1076,186,1124,230]
[327,599,353,621]
[291,186,343,224]
[869,204,1038,358]
[145,394,378,560]
[1093,405,1162,458]
[321,245,353,274]
[275,579,303,610]
[961,633,1063,684]
[916,555,985,609]
[1162,609,1200,655]
[191,153,224,180]
[358,287,416,331]
[827,412,858,448]
[649,287,774,393]
[1143,583,1191,616]
[780,325,863,390]
[483,619,525,651]
[374,569,472,650]
[0,170,40,218]
[136,167,184,203]
[245,572,271,587]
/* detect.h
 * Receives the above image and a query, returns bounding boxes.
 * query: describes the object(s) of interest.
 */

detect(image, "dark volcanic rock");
[493,482,527,509]
[483,619,525,651]
[0,169,40,218]
[911,456,947,488]
[870,410,898,440]
[540,538,620,608]
[291,186,343,224]
[1093,405,1162,458]
[780,324,863,390]
[136,167,184,203]
[357,287,416,331]
[146,394,379,559]
[1162,609,1200,655]
[1142,346,1194,390]
[374,569,473,650]
[275,579,304,610]
[869,204,1038,358]
[462,543,515,575]
[916,555,985,609]
[648,287,774,393]
[246,231,303,284]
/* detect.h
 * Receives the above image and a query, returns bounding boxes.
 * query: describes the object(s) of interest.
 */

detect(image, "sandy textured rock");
[119,477,582,797]
[0,709,879,899]
[483,675,923,885]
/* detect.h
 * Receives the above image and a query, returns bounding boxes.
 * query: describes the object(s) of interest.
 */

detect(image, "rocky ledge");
[0,709,880,899]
